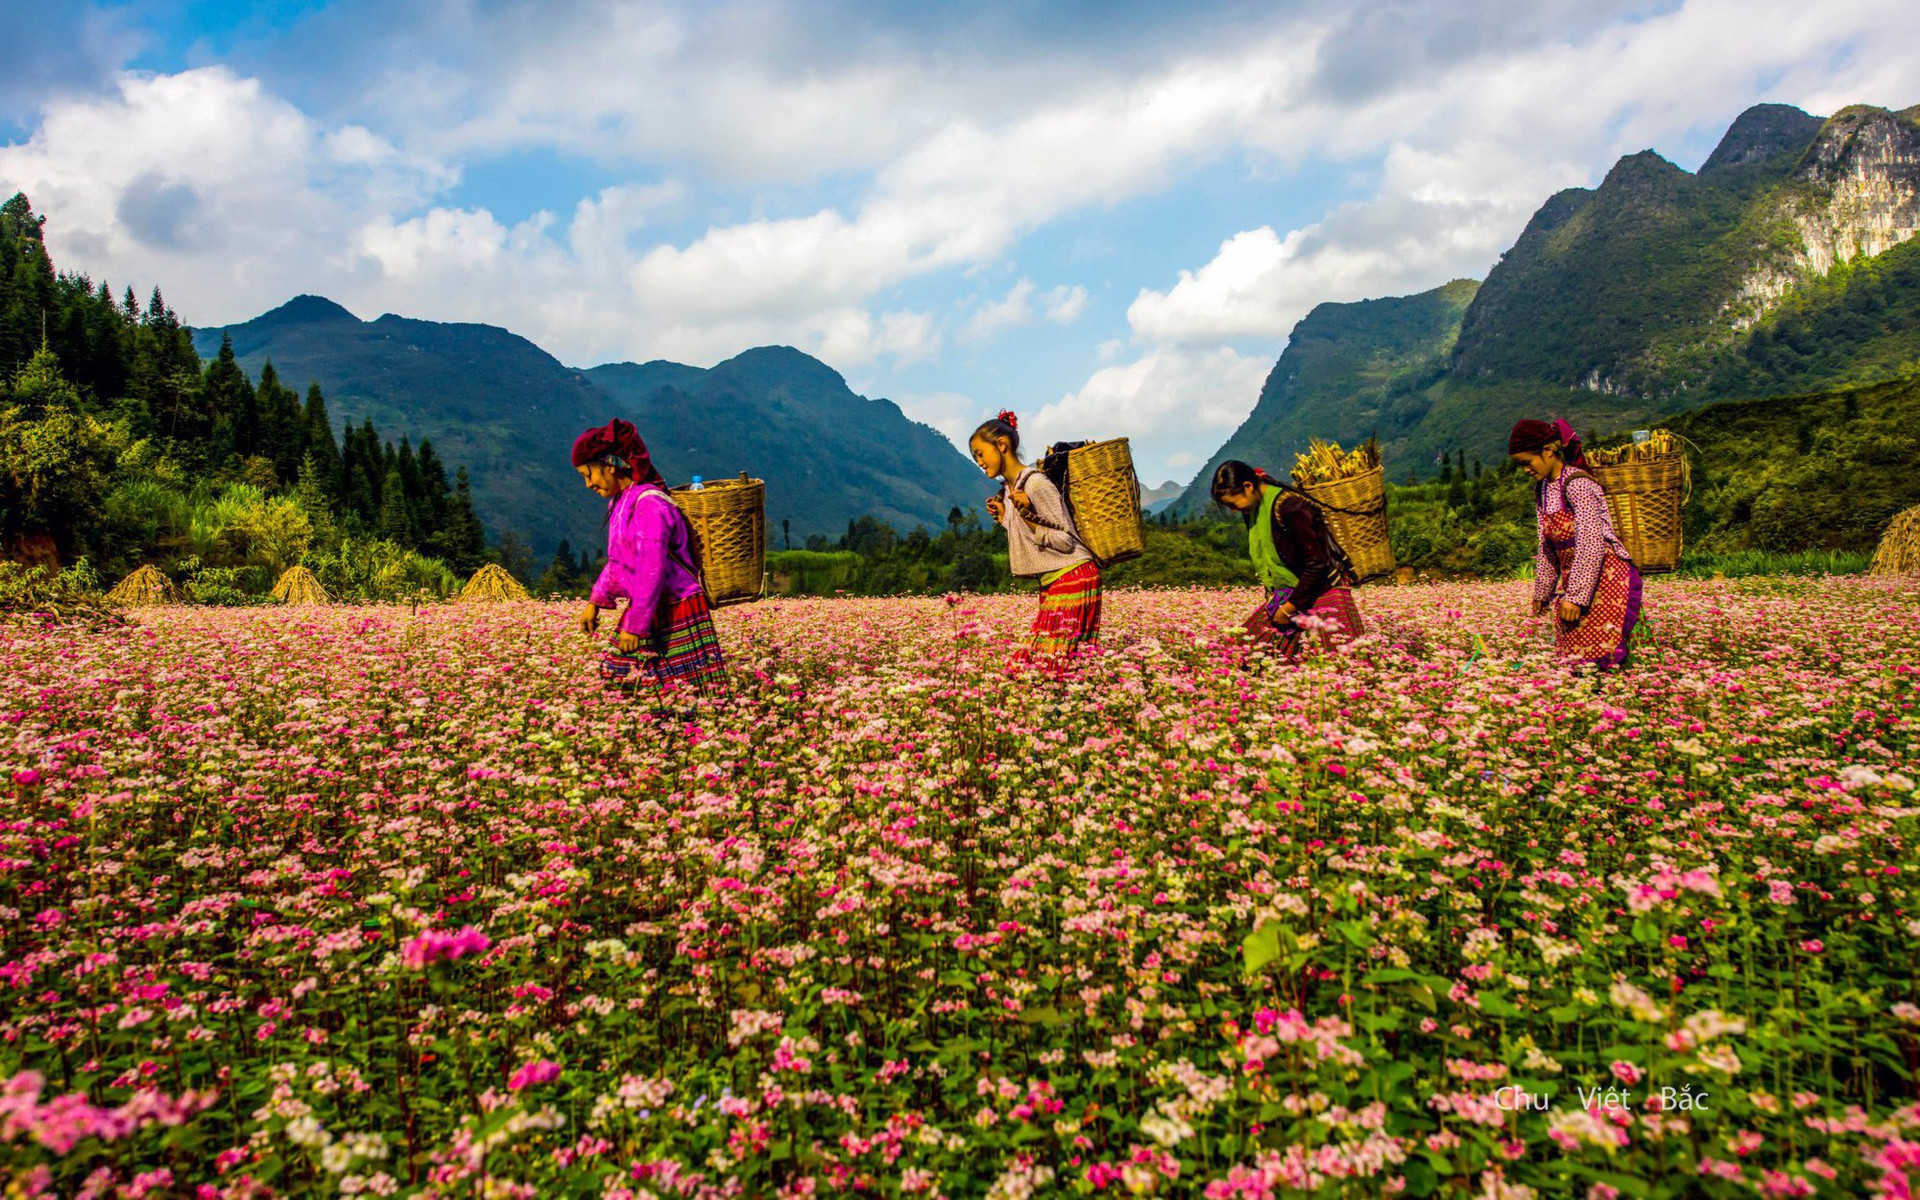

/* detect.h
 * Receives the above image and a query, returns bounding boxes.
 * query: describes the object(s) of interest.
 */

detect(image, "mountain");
[1179,101,1920,507]
[195,297,613,553]
[585,348,990,542]
[1140,480,1184,513]
[1168,279,1478,516]
[197,304,993,554]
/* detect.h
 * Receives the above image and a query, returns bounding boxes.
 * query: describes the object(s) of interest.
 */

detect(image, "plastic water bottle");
[1631,429,1651,444]
[689,475,704,491]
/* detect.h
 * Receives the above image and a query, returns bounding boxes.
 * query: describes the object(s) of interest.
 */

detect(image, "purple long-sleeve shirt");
[589,483,705,637]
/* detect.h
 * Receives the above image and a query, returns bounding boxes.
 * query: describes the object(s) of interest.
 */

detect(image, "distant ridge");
[1178,100,1920,509]
[195,306,992,552]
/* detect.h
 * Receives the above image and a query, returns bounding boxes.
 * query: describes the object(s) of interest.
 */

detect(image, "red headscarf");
[1508,418,1585,465]
[571,418,665,486]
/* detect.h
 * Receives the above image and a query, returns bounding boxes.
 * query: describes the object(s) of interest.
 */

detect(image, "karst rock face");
[1730,106,1920,329]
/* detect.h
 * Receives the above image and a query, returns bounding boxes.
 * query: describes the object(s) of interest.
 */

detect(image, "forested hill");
[585,349,990,544]
[198,306,993,551]
[195,298,612,555]
[1179,101,1920,508]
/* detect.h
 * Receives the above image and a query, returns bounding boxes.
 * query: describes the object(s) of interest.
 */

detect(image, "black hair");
[1210,460,1280,527]
[971,410,1020,455]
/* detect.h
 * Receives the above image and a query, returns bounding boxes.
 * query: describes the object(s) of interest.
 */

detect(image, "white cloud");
[1032,347,1271,443]
[1042,284,1088,324]
[961,280,1034,344]
[5,0,1917,467]
[0,67,448,304]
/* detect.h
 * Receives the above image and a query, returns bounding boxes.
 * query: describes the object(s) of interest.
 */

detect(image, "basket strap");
[637,488,704,583]
[1279,480,1385,518]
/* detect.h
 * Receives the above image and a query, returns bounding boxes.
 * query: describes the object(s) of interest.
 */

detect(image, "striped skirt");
[1024,560,1103,659]
[599,591,728,696]
[1257,585,1365,662]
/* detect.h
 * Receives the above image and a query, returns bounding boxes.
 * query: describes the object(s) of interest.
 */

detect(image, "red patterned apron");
[1540,477,1642,669]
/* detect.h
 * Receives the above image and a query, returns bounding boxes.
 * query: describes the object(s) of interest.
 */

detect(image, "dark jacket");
[1267,492,1357,614]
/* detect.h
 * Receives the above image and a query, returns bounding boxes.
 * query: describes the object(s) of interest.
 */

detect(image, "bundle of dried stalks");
[105,565,179,607]
[1870,505,1920,577]
[457,563,530,603]
[270,566,330,605]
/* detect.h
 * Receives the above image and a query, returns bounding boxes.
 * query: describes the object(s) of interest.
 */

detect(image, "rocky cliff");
[1727,105,1920,330]
[1179,101,1920,501]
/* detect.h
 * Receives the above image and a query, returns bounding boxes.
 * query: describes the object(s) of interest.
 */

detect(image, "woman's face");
[969,436,1007,478]
[1214,482,1260,513]
[577,462,623,498]
[1510,449,1556,481]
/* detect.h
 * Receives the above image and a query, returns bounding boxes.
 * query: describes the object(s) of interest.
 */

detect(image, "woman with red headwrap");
[1508,418,1642,669]
[571,419,726,696]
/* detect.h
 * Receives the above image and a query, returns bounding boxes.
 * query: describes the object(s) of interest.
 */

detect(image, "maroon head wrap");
[570,418,665,486]
[1507,418,1584,465]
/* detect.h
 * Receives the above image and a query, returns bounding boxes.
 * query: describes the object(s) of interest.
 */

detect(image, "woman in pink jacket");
[571,418,727,696]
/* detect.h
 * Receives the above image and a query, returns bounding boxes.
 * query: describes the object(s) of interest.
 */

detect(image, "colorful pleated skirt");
[1023,560,1102,659]
[1257,584,1365,662]
[599,591,728,697]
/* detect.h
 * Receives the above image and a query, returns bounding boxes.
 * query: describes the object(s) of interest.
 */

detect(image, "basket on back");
[1292,438,1395,584]
[1040,438,1146,567]
[1299,466,1395,583]
[671,473,766,607]
[1588,435,1689,574]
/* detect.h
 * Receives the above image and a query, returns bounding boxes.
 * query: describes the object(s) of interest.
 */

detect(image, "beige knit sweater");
[999,468,1092,579]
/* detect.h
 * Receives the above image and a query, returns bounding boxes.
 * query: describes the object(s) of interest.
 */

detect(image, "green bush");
[0,558,108,616]
[307,537,457,602]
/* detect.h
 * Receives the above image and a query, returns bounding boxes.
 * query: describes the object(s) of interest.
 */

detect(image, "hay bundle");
[105,565,179,607]
[458,563,530,603]
[1870,504,1920,576]
[1291,437,1395,583]
[270,565,330,605]
[1291,435,1381,486]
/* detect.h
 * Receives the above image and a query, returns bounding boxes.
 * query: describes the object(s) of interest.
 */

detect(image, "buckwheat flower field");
[4,578,1919,1199]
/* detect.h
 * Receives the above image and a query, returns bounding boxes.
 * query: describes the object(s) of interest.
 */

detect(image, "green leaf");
[1242,920,1286,975]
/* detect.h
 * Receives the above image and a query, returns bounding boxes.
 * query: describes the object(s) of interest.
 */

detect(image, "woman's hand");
[1556,598,1583,623]
[985,495,1005,522]
[1275,601,1298,623]
[577,603,601,635]
[1008,488,1036,521]
[615,631,643,654]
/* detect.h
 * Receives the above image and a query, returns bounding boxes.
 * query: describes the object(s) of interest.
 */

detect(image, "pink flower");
[401,926,492,969]
[507,1059,562,1092]
[1798,940,1824,954]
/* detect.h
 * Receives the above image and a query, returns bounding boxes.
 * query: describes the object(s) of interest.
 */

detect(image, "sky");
[2,0,1916,485]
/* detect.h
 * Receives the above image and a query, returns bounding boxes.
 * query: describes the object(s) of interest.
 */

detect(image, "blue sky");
[3,0,1915,484]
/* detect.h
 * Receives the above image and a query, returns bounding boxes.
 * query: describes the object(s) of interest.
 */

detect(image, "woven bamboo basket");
[1062,439,1145,566]
[672,473,766,607]
[1590,453,1688,574]
[1299,465,1395,583]
[1869,504,1920,576]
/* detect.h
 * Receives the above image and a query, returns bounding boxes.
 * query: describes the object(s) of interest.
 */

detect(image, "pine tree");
[445,467,488,571]
[254,361,302,482]
[396,437,425,544]
[295,454,339,548]
[376,466,411,542]
[202,332,259,462]
[415,439,452,544]
[302,383,341,496]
